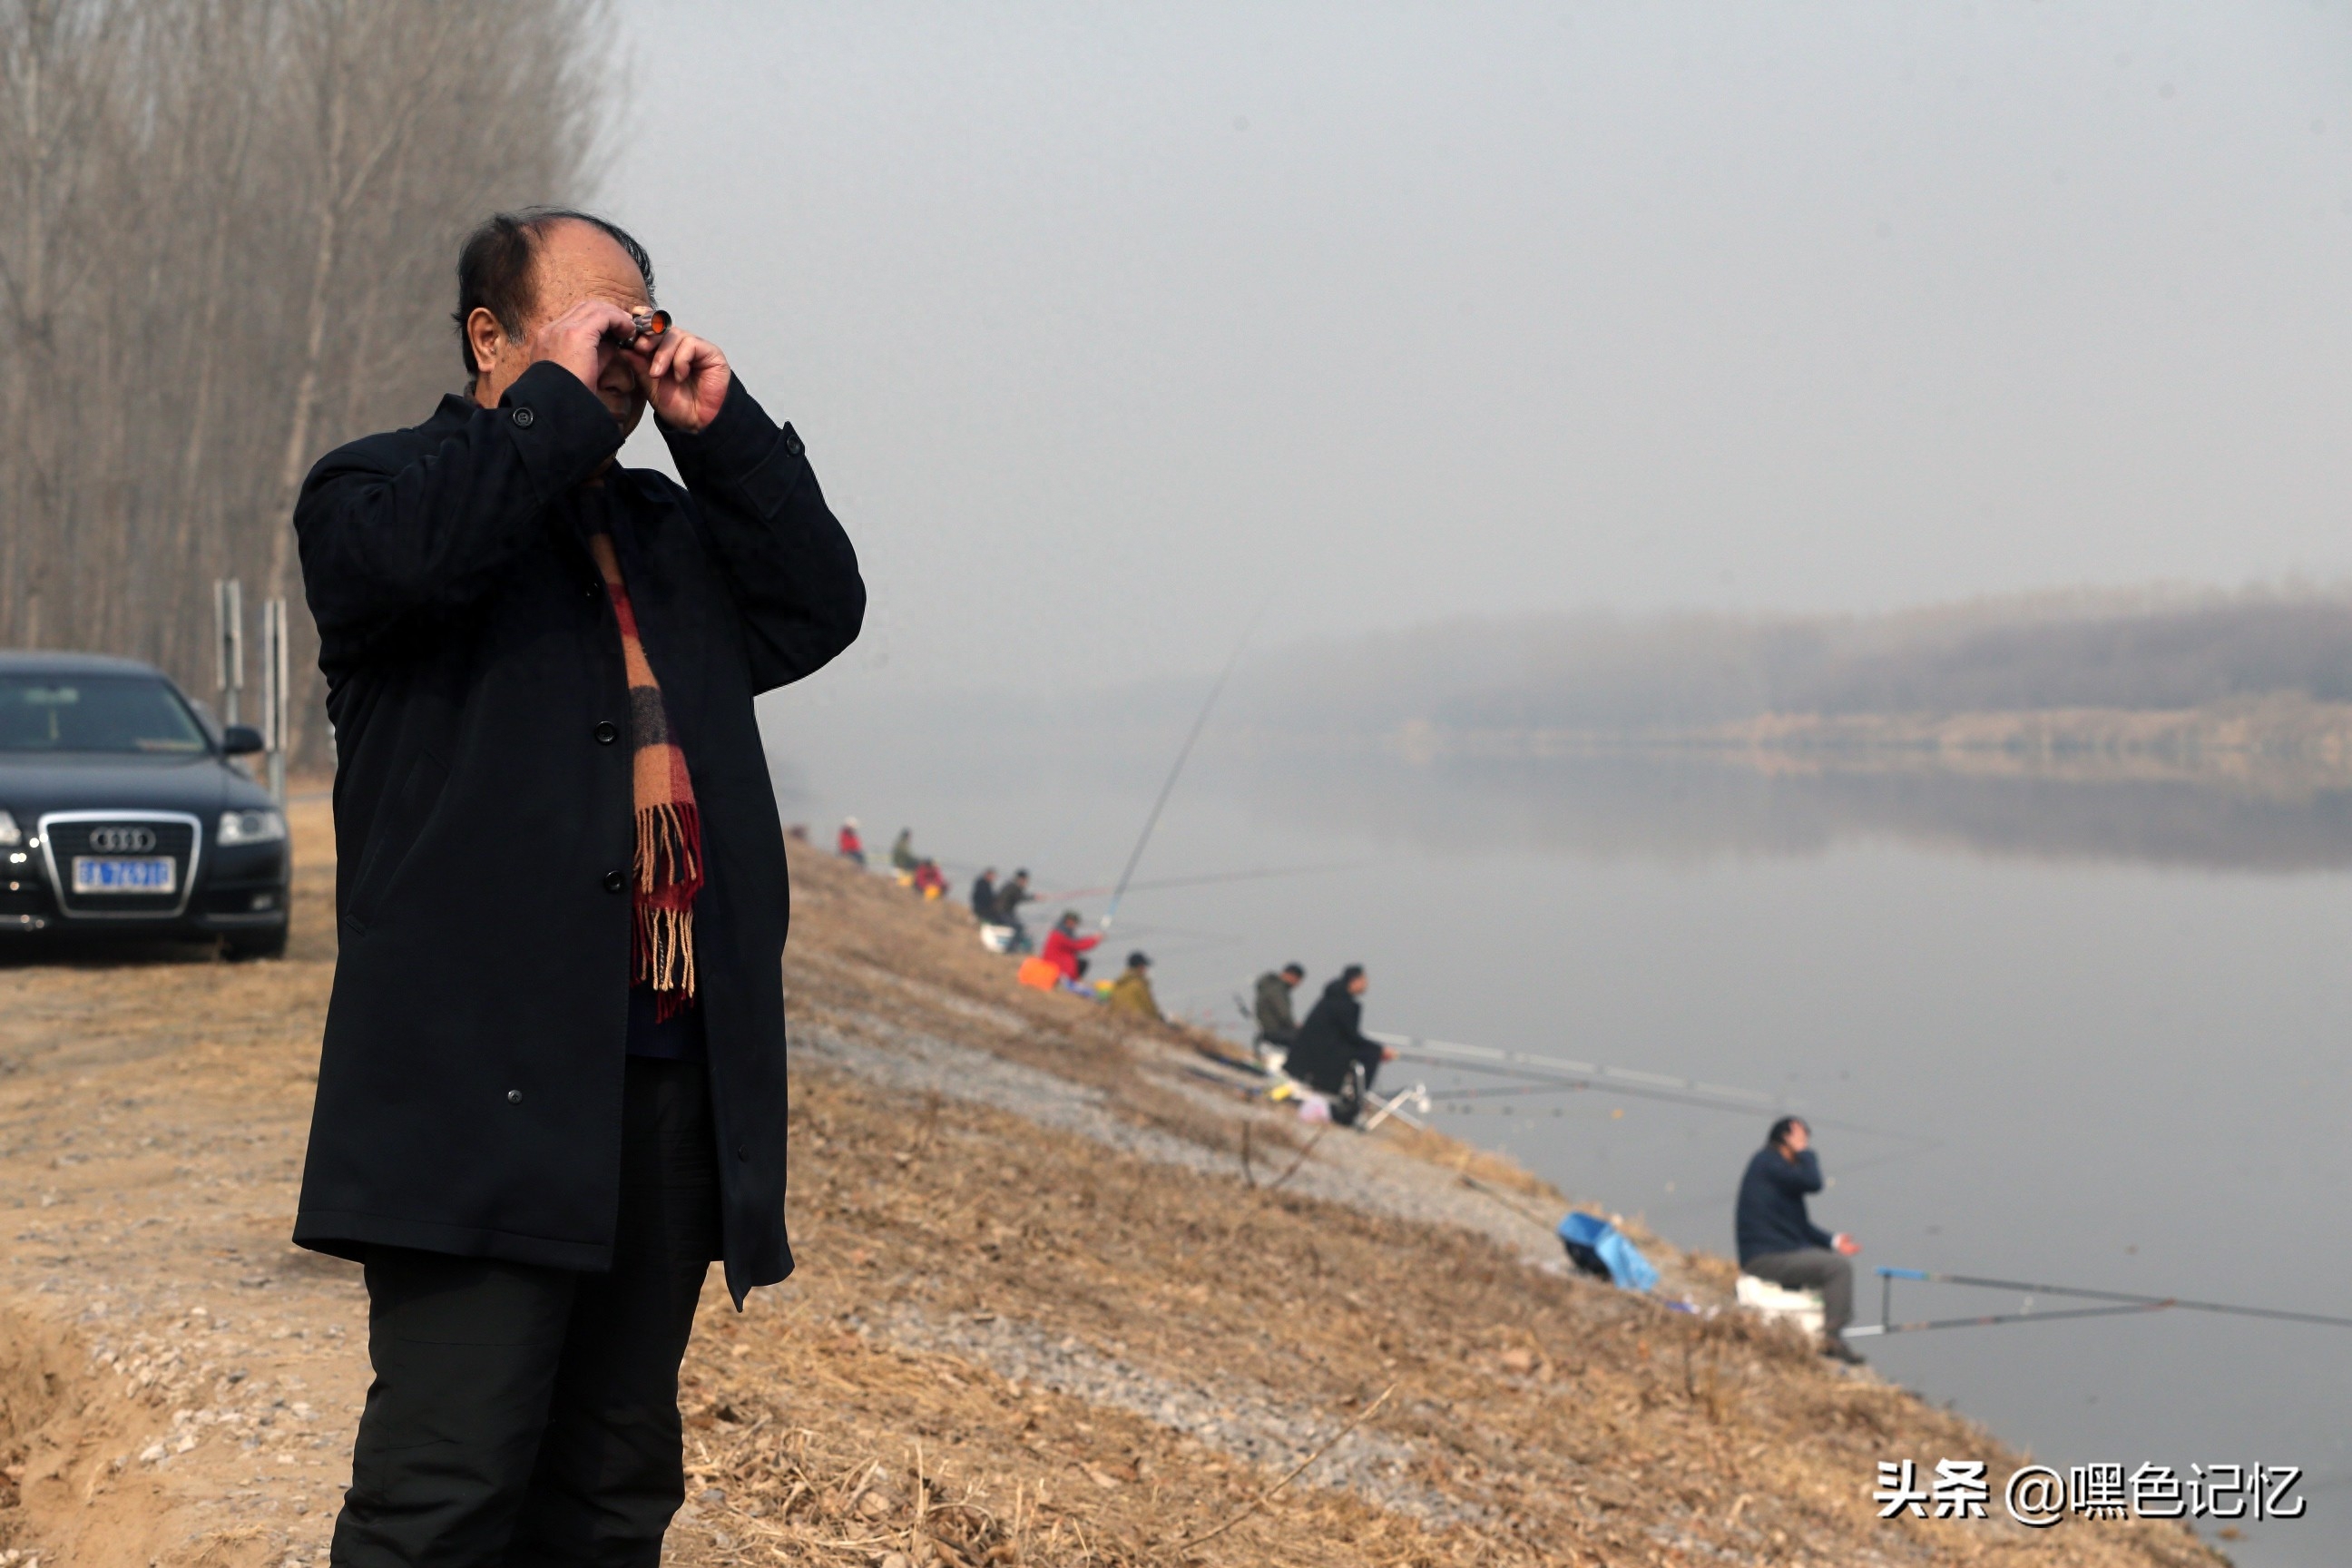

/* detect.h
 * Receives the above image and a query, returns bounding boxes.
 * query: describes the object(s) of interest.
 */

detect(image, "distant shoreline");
[1351,697,2352,791]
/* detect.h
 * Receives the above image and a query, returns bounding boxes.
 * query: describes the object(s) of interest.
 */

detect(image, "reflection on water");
[1225,743,2352,872]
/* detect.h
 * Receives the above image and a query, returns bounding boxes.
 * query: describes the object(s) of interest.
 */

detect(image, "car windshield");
[0,674,209,754]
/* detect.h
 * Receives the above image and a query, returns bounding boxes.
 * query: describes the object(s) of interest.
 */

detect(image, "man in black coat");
[292,209,861,1565]
[1735,1116,1866,1364]
[1284,965,1395,1124]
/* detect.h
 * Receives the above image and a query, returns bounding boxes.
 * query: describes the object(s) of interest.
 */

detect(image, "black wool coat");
[1287,979,1382,1094]
[290,361,862,1304]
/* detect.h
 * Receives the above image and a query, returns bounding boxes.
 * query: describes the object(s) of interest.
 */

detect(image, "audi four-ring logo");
[87,826,159,853]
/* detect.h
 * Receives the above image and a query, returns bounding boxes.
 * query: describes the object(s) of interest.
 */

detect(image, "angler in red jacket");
[1042,909,1100,984]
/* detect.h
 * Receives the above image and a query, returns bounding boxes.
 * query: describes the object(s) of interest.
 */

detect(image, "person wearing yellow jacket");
[1103,951,1162,1021]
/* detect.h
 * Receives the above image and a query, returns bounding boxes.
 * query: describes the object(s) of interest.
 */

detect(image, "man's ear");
[465,307,507,379]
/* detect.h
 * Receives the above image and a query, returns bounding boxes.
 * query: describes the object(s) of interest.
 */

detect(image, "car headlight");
[217,808,287,847]
[0,811,17,848]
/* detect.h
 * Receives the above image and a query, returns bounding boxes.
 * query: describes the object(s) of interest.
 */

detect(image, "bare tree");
[0,0,612,764]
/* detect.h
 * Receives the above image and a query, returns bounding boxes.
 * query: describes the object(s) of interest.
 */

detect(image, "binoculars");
[606,309,671,348]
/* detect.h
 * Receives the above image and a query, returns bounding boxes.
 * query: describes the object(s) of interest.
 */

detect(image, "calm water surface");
[769,705,2352,1566]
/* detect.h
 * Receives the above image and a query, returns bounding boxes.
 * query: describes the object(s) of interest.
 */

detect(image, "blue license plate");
[73,857,176,894]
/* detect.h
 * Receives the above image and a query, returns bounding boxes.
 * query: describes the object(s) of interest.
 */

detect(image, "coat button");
[511,406,535,428]
[603,869,626,894]
[783,429,804,457]
[593,720,618,745]
[507,1090,523,1104]
[736,1144,750,1161]
[583,581,600,599]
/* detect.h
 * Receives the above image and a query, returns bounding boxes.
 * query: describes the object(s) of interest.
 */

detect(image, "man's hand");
[520,299,640,396]
[1834,1232,1862,1257]
[637,328,731,433]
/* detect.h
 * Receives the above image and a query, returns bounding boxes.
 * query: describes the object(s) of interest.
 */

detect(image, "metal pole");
[262,598,289,803]
[213,579,243,727]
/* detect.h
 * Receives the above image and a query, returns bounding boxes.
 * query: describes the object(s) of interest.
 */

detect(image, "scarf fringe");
[632,801,703,1019]
[635,800,702,893]
[635,902,699,1020]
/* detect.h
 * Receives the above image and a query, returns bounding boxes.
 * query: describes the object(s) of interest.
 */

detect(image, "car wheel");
[222,926,289,962]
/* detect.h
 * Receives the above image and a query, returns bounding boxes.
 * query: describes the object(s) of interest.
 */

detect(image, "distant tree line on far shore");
[0,0,612,763]
[1242,587,2352,736]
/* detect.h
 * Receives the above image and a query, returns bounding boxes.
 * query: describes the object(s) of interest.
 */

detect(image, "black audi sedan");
[0,652,290,958]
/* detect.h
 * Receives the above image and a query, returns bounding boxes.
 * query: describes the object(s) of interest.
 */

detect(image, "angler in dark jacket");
[293,210,861,1563]
[1285,965,1394,1122]
[1735,1117,1865,1363]
[994,868,1034,949]
[1252,963,1305,1061]
[970,867,999,924]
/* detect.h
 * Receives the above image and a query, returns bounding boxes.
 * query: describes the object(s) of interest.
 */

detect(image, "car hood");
[0,753,271,821]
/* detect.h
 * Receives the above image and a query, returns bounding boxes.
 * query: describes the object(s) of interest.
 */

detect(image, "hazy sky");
[605,2,2352,697]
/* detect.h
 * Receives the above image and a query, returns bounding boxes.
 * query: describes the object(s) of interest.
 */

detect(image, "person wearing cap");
[1252,962,1306,1064]
[1286,965,1394,1125]
[1104,951,1162,1020]
[1041,909,1099,985]
[994,869,1034,951]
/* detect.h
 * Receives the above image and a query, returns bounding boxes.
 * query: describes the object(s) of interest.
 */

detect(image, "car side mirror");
[221,724,265,756]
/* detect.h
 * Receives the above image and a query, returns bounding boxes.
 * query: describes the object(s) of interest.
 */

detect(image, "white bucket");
[1736,1274,1826,1337]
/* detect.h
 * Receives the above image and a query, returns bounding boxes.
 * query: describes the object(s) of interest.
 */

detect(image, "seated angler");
[1104,950,1162,1020]
[1735,1116,1866,1365]
[1251,961,1306,1067]
[1284,965,1395,1125]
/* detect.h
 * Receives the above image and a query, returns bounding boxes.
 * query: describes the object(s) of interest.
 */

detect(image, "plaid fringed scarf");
[585,531,702,1019]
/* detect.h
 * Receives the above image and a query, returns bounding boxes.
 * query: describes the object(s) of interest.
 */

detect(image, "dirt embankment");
[0,800,2223,1567]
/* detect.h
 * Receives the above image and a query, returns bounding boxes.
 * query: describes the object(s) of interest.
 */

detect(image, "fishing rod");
[1376,1034,1781,1116]
[1100,595,1273,934]
[1845,1300,2174,1339]
[1426,1083,1601,1101]
[1382,1035,1943,1157]
[1873,1267,2352,1333]
[1035,859,1367,904]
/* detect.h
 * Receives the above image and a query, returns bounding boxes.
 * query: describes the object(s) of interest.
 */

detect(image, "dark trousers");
[1744,1247,1855,1337]
[331,1057,721,1568]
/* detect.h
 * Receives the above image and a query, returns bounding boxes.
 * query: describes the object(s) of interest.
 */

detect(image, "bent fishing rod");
[1099,593,1274,935]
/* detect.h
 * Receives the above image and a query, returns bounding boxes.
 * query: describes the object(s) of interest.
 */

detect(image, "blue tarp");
[1557,1211,1660,1293]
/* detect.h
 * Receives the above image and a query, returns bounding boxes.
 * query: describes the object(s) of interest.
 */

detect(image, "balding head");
[456,209,658,430]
